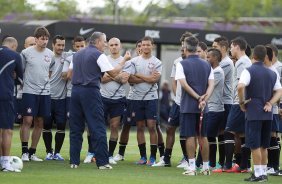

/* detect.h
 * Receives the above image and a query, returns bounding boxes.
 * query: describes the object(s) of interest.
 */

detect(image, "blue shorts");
[103,97,126,120]
[22,93,51,117]
[272,114,280,132]
[66,97,71,119]
[122,99,136,126]
[167,102,180,127]
[0,100,15,129]
[225,104,246,134]
[44,99,66,126]
[245,120,272,149]
[222,104,232,130]
[131,100,158,122]
[180,113,207,137]
[206,111,225,137]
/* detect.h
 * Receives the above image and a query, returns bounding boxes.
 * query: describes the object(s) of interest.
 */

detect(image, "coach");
[69,32,129,169]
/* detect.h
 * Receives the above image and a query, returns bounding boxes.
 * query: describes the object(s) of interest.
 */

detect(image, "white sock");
[203,161,209,170]
[254,165,261,177]
[188,158,196,170]
[2,156,10,168]
[261,165,267,175]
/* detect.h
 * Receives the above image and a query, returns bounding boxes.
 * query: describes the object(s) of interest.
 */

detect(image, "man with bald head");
[24,37,36,49]
[2,37,18,51]
[100,37,130,164]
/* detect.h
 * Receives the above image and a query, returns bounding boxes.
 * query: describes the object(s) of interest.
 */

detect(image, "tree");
[0,0,32,19]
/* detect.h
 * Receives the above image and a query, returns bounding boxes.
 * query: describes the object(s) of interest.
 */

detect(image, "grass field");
[1,126,282,184]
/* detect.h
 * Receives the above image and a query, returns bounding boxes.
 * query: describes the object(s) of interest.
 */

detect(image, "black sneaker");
[244,174,264,182]
[270,170,282,176]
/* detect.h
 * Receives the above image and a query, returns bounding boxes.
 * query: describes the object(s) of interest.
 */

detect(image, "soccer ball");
[10,156,23,171]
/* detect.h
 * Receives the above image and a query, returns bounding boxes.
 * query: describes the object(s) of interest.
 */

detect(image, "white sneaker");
[199,168,211,175]
[53,153,64,161]
[177,160,188,168]
[45,153,53,160]
[83,152,94,163]
[70,164,78,169]
[98,164,113,170]
[152,160,165,167]
[21,153,30,162]
[30,154,43,161]
[182,169,197,176]
[113,154,124,161]
[266,167,275,174]
[109,157,117,165]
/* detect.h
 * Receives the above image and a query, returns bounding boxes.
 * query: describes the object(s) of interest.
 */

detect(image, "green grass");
[2,126,282,184]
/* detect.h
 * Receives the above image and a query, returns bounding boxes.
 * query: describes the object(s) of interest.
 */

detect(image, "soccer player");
[175,36,214,176]
[69,32,130,169]
[205,48,225,169]
[43,35,70,161]
[213,37,252,173]
[0,37,23,171]
[15,36,36,125]
[152,32,192,168]
[238,45,282,182]
[212,37,234,168]
[20,27,54,162]
[196,41,208,60]
[100,37,129,164]
[127,36,162,166]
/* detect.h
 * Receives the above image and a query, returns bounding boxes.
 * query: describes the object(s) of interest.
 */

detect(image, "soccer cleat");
[270,170,282,176]
[109,157,117,165]
[30,154,43,162]
[225,164,240,173]
[177,160,189,169]
[70,164,78,169]
[212,168,224,173]
[98,164,113,170]
[240,167,252,173]
[53,153,64,161]
[182,169,197,176]
[83,152,94,163]
[152,159,171,167]
[244,174,265,182]
[136,157,147,165]
[266,167,275,174]
[146,157,156,166]
[261,175,268,182]
[45,153,53,160]
[199,169,211,175]
[113,154,124,161]
[21,153,30,161]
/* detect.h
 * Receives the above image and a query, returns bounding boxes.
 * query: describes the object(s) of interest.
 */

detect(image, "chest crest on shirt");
[44,55,51,63]
[148,62,155,72]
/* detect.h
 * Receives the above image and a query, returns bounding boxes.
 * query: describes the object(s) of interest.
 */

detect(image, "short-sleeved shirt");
[239,66,281,104]
[208,66,224,112]
[220,56,234,104]
[21,46,54,95]
[128,55,162,100]
[0,46,23,101]
[233,55,252,104]
[62,54,74,97]
[170,57,183,106]
[49,52,72,99]
[72,45,113,87]
[100,55,126,99]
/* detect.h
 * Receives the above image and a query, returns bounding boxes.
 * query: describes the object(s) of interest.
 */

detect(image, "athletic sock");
[208,137,217,167]
[163,148,172,163]
[240,137,250,170]
[118,142,127,156]
[87,135,94,153]
[138,143,147,158]
[22,142,28,154]
[42,129,53,153]
[218,134,225,166]
[269,137,279,170]
[224,131,235,169]
[158,142,165,157]
[29,148,36,156]
[54,130,65,154]
[180,137,187,160]
[108,140,118,157]
[150,144,157,159]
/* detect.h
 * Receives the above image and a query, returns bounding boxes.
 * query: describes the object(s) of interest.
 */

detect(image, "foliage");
[0,0,31,19]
